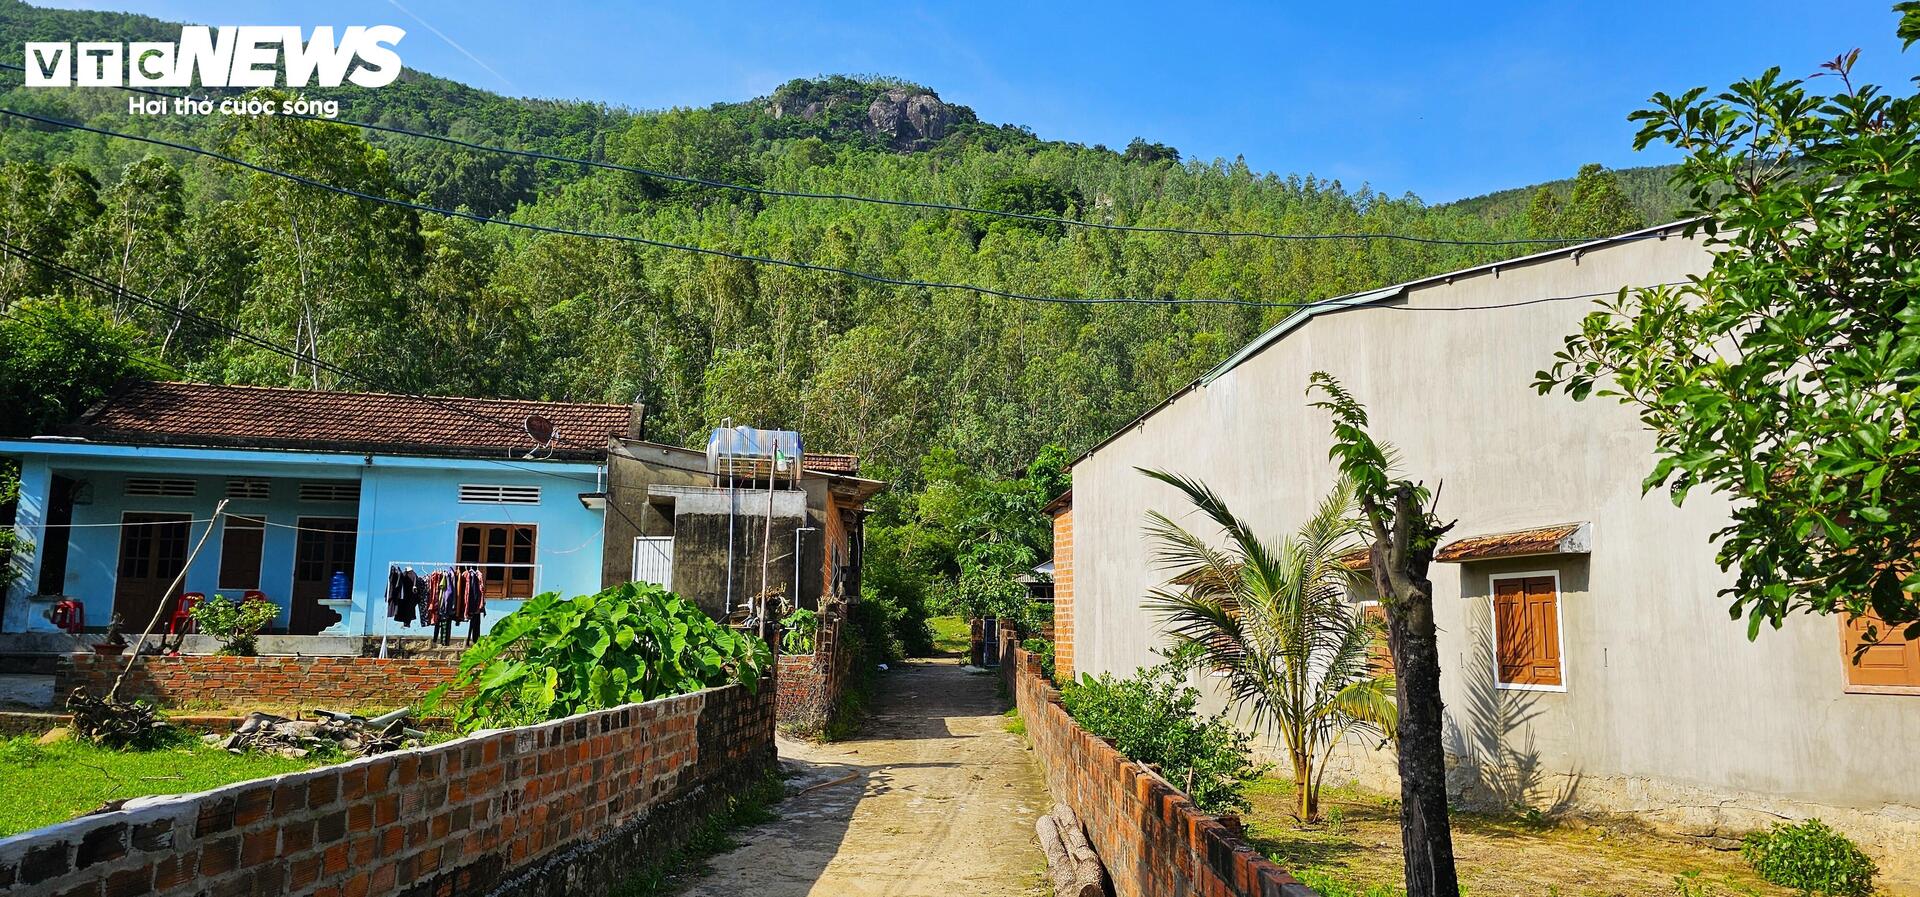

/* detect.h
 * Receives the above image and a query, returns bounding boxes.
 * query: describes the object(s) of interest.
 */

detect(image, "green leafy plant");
[189,595,280,656]
[780,607,821,654]
[1538,17,1920,636]
[1141,472,1396,822]
[1740,819,1877,897]
[1059,664,1263,815]
[433,582,770,731]
[1021,636,1055,681]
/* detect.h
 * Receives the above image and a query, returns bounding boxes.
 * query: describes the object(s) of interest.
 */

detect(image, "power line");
[0,63,1606,249]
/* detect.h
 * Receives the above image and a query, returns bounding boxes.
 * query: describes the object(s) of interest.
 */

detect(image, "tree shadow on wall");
[1442,629,1582,819]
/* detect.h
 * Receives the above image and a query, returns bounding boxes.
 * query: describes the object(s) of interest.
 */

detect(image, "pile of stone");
[212,708,424,758]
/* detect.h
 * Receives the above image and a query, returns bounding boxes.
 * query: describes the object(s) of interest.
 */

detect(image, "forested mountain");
[0,0,1683,496]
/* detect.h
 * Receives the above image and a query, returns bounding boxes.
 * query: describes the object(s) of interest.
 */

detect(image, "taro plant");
[189,595,280,656]
[781,607,821,654]
[1740,819,1878,897]
[432,582,770,731]
[1141,471,1396,822]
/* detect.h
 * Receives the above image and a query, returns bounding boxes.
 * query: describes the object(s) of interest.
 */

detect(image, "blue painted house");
[1,381,636,639]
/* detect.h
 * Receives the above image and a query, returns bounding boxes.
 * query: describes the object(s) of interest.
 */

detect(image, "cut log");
[1037,806,1104,897]
[1050,804,1108,896]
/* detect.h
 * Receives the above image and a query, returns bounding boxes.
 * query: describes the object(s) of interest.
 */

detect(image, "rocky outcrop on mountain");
[865,87,957,151]
[764,79,966,152]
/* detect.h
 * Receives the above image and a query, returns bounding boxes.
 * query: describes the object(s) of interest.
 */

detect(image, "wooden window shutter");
[1842,613,1920,690]
[1494,575,1562,687]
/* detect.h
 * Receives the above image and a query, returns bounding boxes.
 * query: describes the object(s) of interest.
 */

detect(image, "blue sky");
[37,1,1917,201]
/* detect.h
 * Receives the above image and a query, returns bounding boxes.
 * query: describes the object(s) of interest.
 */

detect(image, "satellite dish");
[525,413,555,445]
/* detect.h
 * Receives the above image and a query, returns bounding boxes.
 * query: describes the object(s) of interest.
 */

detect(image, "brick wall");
[999,630,1316,897]
[776,602,850,731]
[0,679,777,897]
[57,654,462,709]
[1051,505,1074,679]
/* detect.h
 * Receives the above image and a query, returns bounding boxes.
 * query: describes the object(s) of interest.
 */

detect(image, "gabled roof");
[64,381,631,461]
[1069,219,1699,469]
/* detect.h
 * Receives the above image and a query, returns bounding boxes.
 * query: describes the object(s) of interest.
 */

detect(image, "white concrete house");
[1048,222,1920,883]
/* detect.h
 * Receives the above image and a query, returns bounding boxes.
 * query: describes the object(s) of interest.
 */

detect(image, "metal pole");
[722,419,734,617]
[794,526,816,611]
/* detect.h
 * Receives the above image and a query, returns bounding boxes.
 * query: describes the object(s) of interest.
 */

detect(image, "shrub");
[189,595,280,656]
[780,607,820,654]
[1740,819,1877,897]
[855,586,911,663]
[1021,636,1055,681]
[433,583,770,731]
[1059,664,1263,814]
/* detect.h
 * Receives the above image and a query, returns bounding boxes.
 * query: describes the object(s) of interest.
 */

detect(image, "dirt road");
[678,658,1050,897]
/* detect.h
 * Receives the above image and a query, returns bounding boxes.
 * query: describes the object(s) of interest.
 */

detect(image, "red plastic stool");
[49,599,85,634]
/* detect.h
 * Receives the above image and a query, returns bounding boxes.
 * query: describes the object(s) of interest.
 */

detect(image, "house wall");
[349,462,605,635]
[1063,232,1920,878]
[1051,507,1074,680]
[600,442,711,588]
[1,444,605,638]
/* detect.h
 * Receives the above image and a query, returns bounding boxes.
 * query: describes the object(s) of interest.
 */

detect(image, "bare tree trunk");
[1371,484,1460,897]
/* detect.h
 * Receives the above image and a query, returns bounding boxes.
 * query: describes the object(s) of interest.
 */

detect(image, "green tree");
[1526,163,1645,237]
[1309,372,1460,897]
[1538,18,1920,638]
[1140,471,1396,822]
[0,297,148,437]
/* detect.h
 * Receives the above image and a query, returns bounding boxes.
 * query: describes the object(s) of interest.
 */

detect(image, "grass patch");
[929,615,970,657]
[612,771,786,896]
[0,733,329,837]
[1003,708,1026,736]
[1245,777,1790,897]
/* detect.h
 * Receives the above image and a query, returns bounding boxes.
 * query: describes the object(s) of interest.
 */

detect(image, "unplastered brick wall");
[999,631,1317,897]
[776,602,851,731]
[0,679,776,897]
[1052,505,1074,679]
[57,654,462,709]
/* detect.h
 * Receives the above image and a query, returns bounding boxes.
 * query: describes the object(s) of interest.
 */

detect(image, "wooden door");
[291,518,356,635]
[113,512,192,631]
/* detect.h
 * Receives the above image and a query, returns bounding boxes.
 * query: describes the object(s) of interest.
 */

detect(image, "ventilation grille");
[298,481,361,503]
[225,479,271,501]
[125,477,195,498]
[459,484,542,505]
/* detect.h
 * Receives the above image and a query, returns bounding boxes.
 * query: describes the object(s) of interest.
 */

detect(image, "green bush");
[780,607,820,654]
[856,586,913,663]
[189,595,280,656]
[1059,664,1263,815]
[432,583,770,731]
[1021,636,1055,681]
[1740,819,1877,897]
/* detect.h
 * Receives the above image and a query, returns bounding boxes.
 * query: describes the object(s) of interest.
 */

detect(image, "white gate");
[631,536,674,589]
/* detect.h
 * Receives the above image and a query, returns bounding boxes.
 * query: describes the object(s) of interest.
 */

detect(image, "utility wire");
[0,105,1297,308]
[0,106,1679,313]
[0,63,1606,249]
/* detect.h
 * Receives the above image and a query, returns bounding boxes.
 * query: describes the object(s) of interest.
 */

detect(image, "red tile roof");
[67,381,631,460]
[807,453,860,475]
